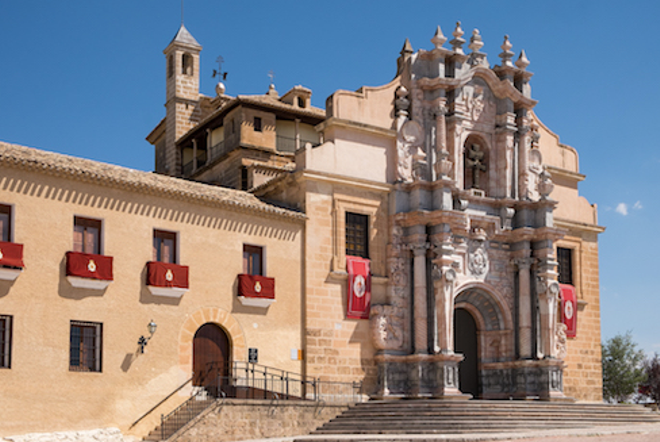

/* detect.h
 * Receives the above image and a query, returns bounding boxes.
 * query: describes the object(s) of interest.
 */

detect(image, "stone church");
[0,21,603,440]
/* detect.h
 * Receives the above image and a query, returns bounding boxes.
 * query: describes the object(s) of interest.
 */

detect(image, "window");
[153,230,177,263]
[254,117,262,132]
[182,53,193,76]
[0,204,11,242]
[73,217,101,254]
[297,96,306,108]
[69,321,102,372]
[241,166,249,191]
[243,245,263,276]
[557,247,573,285]
[0,315,12,369]
[168,54,174,78]
[346,212,369,259]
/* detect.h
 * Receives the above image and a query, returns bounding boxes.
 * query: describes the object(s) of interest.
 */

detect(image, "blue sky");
[1,1,659,355]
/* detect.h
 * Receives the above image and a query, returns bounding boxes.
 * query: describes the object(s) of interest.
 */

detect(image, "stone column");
[431,224,455,354]
[517,121,530,199]
[295,118,301,151]
[408,238,430,354]
[434,267,456,353]
[434,105,453,179]
[537,280,560,358]
[515,256,534,359]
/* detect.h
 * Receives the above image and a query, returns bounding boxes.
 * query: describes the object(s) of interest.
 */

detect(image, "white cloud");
[615,203,628,216]
[633,201,643,210]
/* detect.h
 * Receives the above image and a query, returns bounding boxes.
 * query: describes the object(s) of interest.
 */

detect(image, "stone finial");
[266,83,279,98]
[468,29,484,53]
[515,49,530,70]
[215,81,226,96]
[401,38,413,55]
[431,25,447,50]
[450,21,466,54]
[499,35,514,67]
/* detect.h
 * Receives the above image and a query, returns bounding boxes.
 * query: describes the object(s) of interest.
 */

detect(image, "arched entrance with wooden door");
[454,286,511,399]
[454,307,479,397]
[193,323,230,396]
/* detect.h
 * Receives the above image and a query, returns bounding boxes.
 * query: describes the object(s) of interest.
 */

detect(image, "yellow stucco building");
[0,23,604,440]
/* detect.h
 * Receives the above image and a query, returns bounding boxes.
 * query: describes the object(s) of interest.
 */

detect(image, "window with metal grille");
[346,212,369,259]
[69,321,102,372]
[73,217,101,254]
[243,245,263,276]
[153,230,177,263]
[0,315,12,369]
[254,117,262,132]
[557,247,573,285]
[0,204,10,242]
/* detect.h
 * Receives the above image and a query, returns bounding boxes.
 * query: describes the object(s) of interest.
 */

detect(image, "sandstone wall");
[175,400,348,442]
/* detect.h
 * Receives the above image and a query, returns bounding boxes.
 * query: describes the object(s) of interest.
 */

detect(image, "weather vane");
[213,55,228,81]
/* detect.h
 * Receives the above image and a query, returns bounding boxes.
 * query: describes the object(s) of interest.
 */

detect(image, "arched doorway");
[193,323,230,395]
[454,308,479,398]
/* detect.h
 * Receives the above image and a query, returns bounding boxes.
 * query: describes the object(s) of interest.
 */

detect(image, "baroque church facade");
[0,22,603,439]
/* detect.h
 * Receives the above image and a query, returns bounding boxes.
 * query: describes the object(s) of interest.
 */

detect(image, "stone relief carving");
[370,304,404,350]
[463,84,495,123]
[396,119,426,183]
[555,322,568,359]
[537,168,555,200]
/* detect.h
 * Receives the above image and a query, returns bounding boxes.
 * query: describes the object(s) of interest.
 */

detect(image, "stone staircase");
[142,394,215,441]
[302,400,660,437]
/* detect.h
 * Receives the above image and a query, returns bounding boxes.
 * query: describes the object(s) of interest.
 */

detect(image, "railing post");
[161,413,164,440]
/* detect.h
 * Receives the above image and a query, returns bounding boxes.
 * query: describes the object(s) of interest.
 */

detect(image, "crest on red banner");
[346,256,371,319]
[560,284,577,338]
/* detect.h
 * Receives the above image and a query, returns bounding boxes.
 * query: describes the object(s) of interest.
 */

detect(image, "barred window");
[70,321,102,372]
[254,117,262,132]
[346,212,369,259]
[0,315,12,369]
[557,247,573,285]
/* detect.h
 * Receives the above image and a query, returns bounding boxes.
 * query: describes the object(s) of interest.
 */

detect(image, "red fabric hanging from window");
[66,251,113,280]
[346,256,371,319]
[560,284,577,338]
[238,274,274,299]
[0,241,24,268]
[147,261,189,288]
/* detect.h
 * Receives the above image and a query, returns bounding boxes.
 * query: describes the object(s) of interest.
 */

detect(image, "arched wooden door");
[193,323,230,395]
[454,308,479,398]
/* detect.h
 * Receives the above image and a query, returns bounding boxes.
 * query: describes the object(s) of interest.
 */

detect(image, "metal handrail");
[129,376,193,429]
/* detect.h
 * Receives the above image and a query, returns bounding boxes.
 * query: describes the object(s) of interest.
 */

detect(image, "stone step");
[309,401,660,438]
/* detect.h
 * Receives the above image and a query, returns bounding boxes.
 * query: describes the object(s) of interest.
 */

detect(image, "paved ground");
[238,423,660,442]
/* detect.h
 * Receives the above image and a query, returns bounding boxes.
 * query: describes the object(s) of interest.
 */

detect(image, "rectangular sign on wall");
[248,347,258,363]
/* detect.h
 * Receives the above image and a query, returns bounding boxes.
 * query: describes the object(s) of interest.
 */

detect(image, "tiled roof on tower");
[169,24,201,48]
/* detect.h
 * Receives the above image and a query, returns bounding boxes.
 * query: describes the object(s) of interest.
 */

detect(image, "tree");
[602,332,646,403]
[639,353,660,404]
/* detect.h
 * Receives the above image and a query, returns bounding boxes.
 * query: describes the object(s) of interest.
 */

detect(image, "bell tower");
[161,24,202,175]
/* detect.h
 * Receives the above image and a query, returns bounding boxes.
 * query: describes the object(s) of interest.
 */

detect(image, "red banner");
[346,256,371,319]
[66,251,113,281]
[238,274,275,299]
[147,261,189,289]
[0,241,24,268]
[560,284,577,338]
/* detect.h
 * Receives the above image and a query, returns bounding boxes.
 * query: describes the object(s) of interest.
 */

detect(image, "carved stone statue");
[465,144,487,189]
